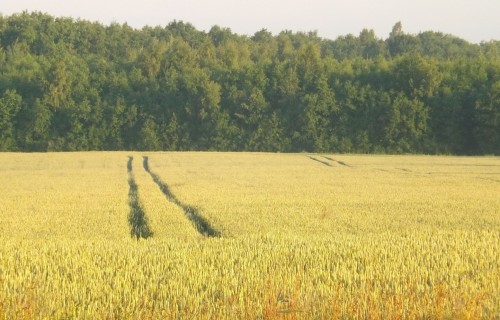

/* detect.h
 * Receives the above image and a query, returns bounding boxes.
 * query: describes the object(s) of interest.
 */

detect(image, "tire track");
[127,156,153,240]
[323,156,351,167]
[308,156,333,167]
[308,155,352,168]
[478,177,500,183]
[142,156,220,238]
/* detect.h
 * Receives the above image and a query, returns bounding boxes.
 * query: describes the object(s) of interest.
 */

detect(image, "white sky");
[1,0,499,43]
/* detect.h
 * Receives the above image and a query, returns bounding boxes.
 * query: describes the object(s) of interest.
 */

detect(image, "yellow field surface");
[0,152,499,319]
[0,152,130,240]
[147,153,500,236]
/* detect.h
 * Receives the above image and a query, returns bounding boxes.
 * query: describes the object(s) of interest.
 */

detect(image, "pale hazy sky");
[1,0,499,43]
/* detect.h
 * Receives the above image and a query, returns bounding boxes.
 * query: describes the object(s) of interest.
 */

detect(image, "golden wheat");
[0,152,499,319]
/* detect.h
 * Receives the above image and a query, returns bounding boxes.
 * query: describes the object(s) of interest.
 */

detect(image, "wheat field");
[0,152,499,319]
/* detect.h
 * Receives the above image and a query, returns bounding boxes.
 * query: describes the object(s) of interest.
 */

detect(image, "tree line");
[1,12,499,154]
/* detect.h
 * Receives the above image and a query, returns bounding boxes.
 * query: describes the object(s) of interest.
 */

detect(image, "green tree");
[474,80,500,154]
[0,90,22,150]
[358,29,386,59]
[139,117,161,151]
[387,22,422,57]
[383,94,428,153]
[392,53,441,99]
[0,12,498,154]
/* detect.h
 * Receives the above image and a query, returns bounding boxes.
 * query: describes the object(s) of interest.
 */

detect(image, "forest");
[0,12,499,154]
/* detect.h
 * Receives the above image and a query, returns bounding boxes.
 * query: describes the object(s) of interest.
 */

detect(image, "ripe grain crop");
[0,152,130,240]
[0,152,499,319]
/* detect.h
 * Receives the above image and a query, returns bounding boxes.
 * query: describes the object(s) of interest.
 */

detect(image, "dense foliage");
[0,12,499,154]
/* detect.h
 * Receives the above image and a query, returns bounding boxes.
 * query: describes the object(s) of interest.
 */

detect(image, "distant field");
[0,152,499,319]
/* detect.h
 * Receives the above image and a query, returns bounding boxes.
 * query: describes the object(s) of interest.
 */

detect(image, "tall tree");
[0,90,22,150]
[0,12,497,154]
